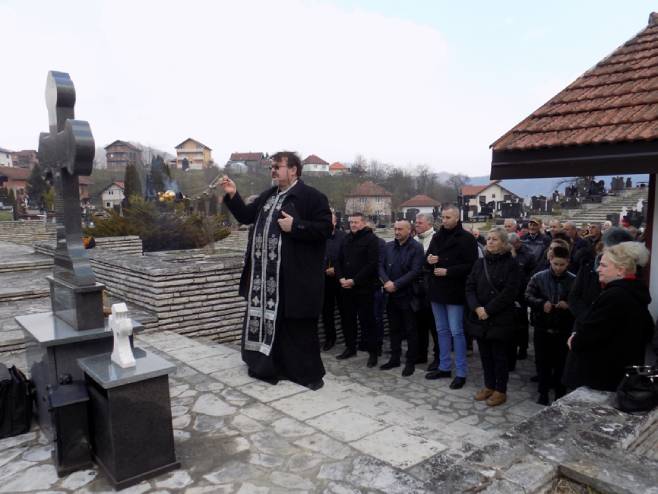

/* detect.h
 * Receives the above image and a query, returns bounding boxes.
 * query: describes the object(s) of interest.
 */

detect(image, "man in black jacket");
[379,220,424,376]
[425,205,478,389]
[220,151,332,390]
[335,212,380,367]
[321,209,346,351]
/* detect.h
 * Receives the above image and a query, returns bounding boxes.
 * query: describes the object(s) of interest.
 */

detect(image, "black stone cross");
[38,71,104,330]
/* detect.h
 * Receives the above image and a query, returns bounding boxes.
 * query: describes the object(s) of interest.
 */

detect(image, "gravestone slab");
[78,350,180,489]
[15,312,143,438]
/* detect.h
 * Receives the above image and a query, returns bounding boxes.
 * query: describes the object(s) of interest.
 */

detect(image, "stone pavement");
[3,329,658,493]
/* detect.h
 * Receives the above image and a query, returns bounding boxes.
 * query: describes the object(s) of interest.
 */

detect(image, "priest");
[220,151,332,390]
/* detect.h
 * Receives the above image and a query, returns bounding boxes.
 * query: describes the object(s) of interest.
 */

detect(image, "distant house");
[461,180,522,216]
[345,181,393,218]
[105,140,143,170]
[399,194,440,219]
[302,154,330,174]
[226,152,269,173]
[10,150,38,170]
[329,162,348,176]
[0,147,13,167]
[0,165,28,204]
[101,181,125,209]
[175,138,213,170]
[79,176,93,204]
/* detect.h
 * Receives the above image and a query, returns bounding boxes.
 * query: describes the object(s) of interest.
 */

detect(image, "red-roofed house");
[345,181,392,217]
[399,194,440,218]
[329,162,348,176]
[226,152,269,174]
[461,181,521,216]
[302,154,330,174]
[101,181,125,209]
[0,165,29,204]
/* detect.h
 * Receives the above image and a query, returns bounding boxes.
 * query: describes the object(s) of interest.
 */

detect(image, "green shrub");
[84,197,230,252]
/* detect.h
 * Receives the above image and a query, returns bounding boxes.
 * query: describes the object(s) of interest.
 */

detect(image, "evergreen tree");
[150,155,172,192]
[26,163,49,208]
[7,189,18,220]
[123,163,143,206]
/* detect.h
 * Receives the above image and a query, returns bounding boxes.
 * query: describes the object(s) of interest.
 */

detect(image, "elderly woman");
[564,242,654,391]
[465,227,520,406]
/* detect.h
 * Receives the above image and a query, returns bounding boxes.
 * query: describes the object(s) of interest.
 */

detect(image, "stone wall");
[31,234,385,345]
[0,220,56,246]
[33,236,143,257]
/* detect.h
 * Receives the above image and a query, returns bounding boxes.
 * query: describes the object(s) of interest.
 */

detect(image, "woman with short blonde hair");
[564,241,654,391]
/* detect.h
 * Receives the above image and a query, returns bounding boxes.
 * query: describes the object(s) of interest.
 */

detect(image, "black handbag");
[616,365,658,413]
[464,258,498,338]
[0,364,34,438]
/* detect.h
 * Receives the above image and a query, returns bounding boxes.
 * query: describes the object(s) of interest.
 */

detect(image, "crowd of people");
[221,152,657,408]
[327,213,656,406]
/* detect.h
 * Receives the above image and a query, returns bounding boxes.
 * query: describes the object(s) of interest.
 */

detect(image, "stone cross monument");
[38,71,104,330]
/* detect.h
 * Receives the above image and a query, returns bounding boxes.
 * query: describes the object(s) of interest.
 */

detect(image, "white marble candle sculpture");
[110,302,136,368]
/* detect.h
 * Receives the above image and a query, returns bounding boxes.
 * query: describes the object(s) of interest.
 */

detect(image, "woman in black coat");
[564,241,654,392]
[465,226,520,407]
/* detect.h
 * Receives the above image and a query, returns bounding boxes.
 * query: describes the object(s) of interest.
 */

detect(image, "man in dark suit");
[379,220,424,376]
[220,151,332,390]
[335,212,380,367]
[321,209,346,351]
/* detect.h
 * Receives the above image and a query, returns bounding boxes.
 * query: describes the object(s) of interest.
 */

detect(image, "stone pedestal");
[15,312,142,439]
[78,350,179,490]
[47,275,104,330]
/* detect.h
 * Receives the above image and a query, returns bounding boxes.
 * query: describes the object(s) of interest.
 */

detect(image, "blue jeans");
[431,303,467,378]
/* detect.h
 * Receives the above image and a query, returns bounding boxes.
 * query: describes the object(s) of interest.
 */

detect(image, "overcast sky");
[1,0,656,175]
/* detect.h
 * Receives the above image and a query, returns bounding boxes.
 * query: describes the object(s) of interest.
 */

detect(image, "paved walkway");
[0,329,544,493]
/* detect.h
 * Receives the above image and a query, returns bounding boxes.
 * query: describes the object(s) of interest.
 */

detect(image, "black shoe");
[366,353,378,368]
[449,377,466,389]
[336,348,356,360]
[425,370,451,380]
[415,356,428,364]
[517,349,528,360]
[530,375,539,383]
[537,393,549,406]
[426,359,439,372]
[380,361,401,370]
[322,338,336,352]
[305,379,325,391]
[402,364,415,377]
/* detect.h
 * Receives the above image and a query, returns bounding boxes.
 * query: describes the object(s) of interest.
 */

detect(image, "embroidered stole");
[244,184,295,355]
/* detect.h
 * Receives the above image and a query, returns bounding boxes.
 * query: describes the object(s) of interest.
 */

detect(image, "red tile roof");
[0,165,29,180]
[302,154,329,165]
[229,152,264,161]
[346,181,393,197]
[399,194,441,208]
[492,13,658,152]
[329,162,347,170]
[460,184,488,196]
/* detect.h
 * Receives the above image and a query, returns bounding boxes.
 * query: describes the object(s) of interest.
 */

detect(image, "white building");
[460,180,522,216]
[302,154,330,174]
[399,194,440,219]
[0,147,13,167]
[101,181,125,209]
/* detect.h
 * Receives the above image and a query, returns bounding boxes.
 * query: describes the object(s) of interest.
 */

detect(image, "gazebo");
[490,12,658,316]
